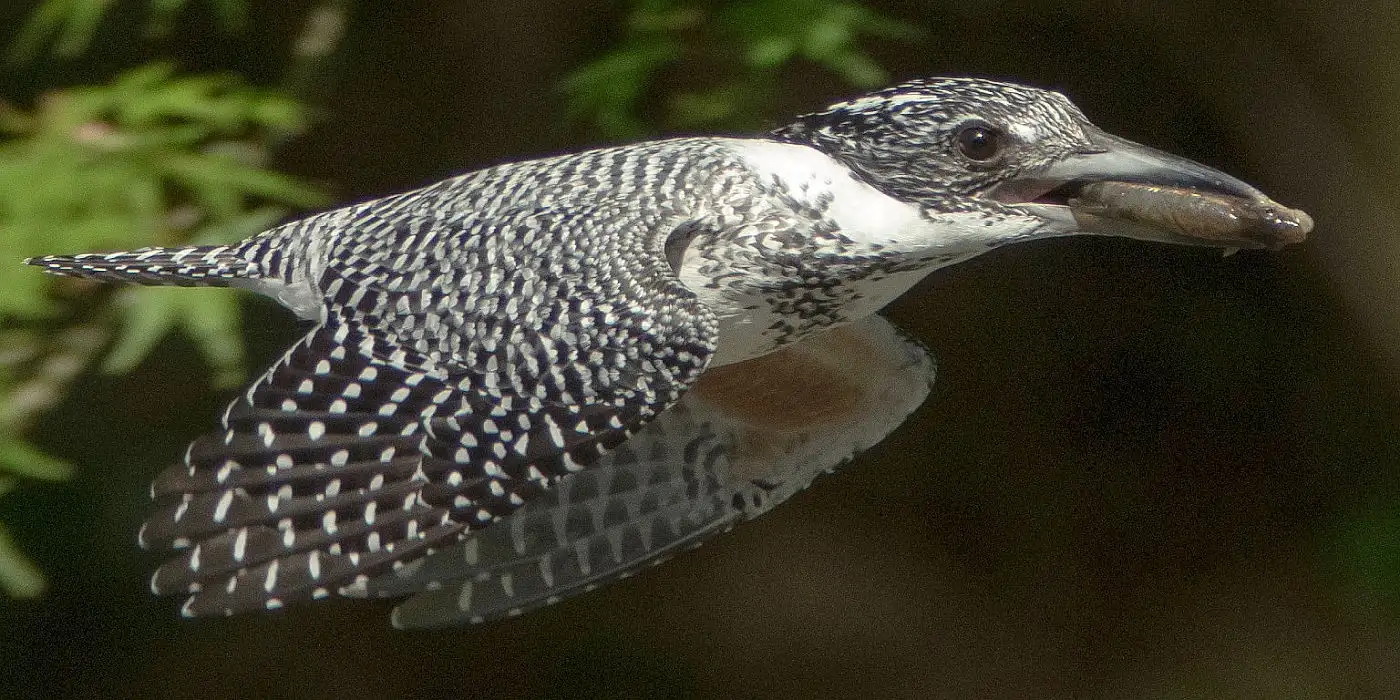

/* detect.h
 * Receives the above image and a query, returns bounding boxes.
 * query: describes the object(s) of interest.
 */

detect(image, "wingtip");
[23,254,63,270]
[22,253,101,278]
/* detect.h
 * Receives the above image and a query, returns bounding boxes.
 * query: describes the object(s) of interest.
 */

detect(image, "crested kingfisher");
[28,77,1312,627]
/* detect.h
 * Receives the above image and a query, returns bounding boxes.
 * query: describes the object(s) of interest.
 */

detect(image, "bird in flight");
[28,77,1311,628]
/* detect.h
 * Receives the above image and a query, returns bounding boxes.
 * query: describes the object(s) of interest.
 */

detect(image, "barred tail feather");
[25,245,262,286]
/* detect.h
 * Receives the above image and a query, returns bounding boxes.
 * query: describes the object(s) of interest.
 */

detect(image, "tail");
[25,245,262,287]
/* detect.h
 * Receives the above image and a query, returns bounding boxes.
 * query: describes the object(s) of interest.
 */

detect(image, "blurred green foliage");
[562,0,921,138]
[8,0,248,62]
[0,1,323,597]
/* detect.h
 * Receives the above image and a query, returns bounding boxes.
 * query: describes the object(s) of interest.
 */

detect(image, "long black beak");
[997,127,1312,250]
[1047,128,1267,200]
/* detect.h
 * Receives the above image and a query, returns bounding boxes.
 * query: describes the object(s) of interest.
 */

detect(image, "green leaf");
[90,65,310,135]
[191,205,289,244]
[0,103,35,134]
[0,259,57,318]
[121,123,212,151]
[567,0,920,136]
[8,1,252,63]
[250,95,312,132]
[745,36,797,68]
[670,82,760,129]
[845,4,923,41]
[175,290,245,387]
[801,11,855,60]
[0,519,46,599]
[163,152,326,218]
[5,0,109,64]
[55,212,159,255]
[110,61,179,98]
[91,210,284,387]
[0,437,74,481]
[55,0,115,57]
[103,286,247,387]
[561,38,682,139]
[101,289,180,377]
[822,50,887,88]
[6,0,67,64]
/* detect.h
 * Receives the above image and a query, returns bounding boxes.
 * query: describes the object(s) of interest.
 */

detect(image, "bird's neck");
[683,140,1027,366]
[728,139,1028,256]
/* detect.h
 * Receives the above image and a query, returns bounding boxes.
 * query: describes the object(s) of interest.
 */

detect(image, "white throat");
[729,140,932,250]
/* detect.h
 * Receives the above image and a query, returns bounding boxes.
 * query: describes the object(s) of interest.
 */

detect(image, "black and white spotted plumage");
[369,314,933,628]
[130,141,735,615]
[27,77,1306,622]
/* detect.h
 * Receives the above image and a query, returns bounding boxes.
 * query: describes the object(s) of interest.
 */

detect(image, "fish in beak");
[996,128,1312,250]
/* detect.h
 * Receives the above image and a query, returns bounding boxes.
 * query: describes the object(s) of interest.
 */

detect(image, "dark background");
[4,1,1400,697]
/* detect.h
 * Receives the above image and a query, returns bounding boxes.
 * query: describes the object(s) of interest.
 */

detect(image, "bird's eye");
[955,122,1004,162]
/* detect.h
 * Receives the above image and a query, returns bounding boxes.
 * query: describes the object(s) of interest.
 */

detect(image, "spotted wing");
[356,315,934,628]
[139,216,717,617]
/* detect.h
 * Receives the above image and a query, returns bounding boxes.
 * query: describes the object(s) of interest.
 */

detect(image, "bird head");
[772,77,1311,250]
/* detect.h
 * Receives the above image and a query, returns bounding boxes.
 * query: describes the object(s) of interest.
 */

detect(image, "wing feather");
[143,238,717,616]
[360,315,934,627]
